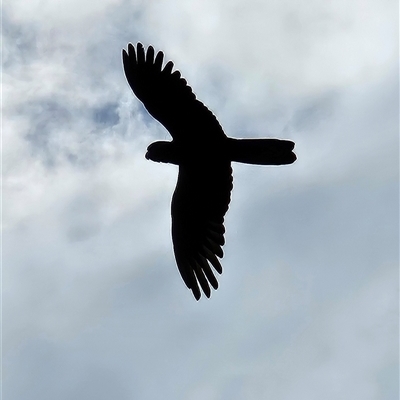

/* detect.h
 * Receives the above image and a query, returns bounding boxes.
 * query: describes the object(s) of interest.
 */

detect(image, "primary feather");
[122,43,226,142]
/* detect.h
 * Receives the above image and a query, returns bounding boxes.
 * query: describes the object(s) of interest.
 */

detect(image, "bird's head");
[145,141,180,164]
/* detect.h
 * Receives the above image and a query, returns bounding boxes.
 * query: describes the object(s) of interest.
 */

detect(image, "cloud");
[137,0,396,95]
[7,0,123,25]
[266,265,398,400]
[3,0,398,398]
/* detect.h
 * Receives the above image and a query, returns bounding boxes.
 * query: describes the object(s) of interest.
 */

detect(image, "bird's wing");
[171,162,233,300]
[122,43,226,141]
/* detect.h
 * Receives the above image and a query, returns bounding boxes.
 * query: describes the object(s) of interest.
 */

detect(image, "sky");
[2,0,399,399]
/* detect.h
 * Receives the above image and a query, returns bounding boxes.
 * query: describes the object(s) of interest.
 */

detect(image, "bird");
[122,42,296,300]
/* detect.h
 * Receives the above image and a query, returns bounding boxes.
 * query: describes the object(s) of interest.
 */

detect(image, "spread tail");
[227,138,296,165]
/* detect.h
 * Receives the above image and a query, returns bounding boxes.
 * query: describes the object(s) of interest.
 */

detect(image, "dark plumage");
[122,43,296,300]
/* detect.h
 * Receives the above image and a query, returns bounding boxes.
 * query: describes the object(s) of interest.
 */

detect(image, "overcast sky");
[3,0,399,399]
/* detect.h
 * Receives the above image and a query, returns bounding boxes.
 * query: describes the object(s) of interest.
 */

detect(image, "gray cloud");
[3,0,398,399]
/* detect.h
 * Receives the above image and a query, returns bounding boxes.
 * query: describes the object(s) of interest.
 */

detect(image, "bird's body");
[123,43,296,300]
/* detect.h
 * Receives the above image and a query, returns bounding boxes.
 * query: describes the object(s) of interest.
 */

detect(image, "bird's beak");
[145,152,149,160]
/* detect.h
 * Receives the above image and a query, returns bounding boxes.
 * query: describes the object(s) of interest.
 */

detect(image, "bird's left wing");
[171,162,233,300]
[122,43,226,141]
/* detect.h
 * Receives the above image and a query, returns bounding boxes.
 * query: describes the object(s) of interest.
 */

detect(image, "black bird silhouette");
[122,43,296,300]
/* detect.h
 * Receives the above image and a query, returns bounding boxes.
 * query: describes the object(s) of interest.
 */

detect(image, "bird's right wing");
[171,162,233,300]
[122,43,226,142]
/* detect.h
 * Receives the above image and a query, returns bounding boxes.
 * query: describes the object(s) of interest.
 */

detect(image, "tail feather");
[227,138,296,165]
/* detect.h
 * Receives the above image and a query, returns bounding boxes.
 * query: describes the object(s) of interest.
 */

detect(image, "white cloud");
[3,0,398,398]
[139,0,396,96]
[7,0,124,25]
